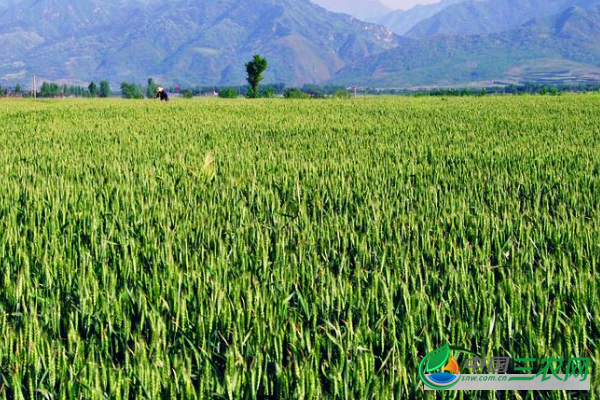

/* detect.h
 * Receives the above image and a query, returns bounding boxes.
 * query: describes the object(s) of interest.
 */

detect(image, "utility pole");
[32,75,37,99]
[354,85,357,99]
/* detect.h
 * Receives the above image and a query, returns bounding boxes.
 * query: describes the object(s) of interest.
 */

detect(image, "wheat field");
[0,96,599,399]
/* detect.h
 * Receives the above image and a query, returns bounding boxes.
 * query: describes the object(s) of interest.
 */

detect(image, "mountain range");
[377,0,468,35]
[0,0,397,86]
[333,3,600,87]
[403,0,600,38]
[1,0,600,88]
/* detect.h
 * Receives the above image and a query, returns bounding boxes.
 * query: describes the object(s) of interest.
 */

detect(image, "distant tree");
[121,82,143,99]
[218,88,238,99]
[146,78,158,98]
[260,87,275,98]
[269,83,286,94]
[40,82,61,98]
[15,84,22,94]
[300,84,326,98]
[40,82,47,96]
[182,89,194,99]
[99,81,111,98]
[283,88,309,99]
[88,81,98,97]
[505,84,517,95]
[245,54,268,98]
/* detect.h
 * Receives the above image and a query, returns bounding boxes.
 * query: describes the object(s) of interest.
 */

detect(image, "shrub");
[284,88,309,99]
[219,88,238,99]
[121,82,144,99]
[260,88,275,98]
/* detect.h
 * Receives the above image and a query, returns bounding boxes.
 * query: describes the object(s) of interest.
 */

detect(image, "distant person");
[156,86,169,102]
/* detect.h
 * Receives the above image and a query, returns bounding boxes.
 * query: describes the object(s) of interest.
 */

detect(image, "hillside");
[377,0,469,35]
[333,4,600,87]
[0,0,398,86]
[405,0,598,38]
[2,0,600,88]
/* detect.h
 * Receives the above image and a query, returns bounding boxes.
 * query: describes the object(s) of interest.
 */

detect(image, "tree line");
[36,81,112,98]
[360,82,600,96]
[4,53,600,99]
[0,81,112,98]
[5,80,600,99]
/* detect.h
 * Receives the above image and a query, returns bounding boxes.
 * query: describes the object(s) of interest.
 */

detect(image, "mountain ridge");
[0,0,398,86]
[377,0,470,35]
[333,3,600,87]
[405,0,599,38]
[1,0,600,88]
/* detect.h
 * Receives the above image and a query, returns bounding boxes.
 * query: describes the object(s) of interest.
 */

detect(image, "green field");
[0,96,599,399]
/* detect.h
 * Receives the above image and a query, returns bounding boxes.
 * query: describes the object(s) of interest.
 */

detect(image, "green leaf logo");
[426,344,450,372]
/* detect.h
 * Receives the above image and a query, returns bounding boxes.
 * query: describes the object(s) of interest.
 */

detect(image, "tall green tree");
[15,84,22,94]
[245,54,268,98]
[88,81,98,97]
[99,81,111,98]
[146,78,158,98]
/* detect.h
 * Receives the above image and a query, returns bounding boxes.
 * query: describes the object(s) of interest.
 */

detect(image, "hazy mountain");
[0,0,20,7]
[405,0,599,38]
[377,0,470,35]
[333,4,600,87]
[0,0,398,86]
[2,0,600,89]
[311,0,391,22]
